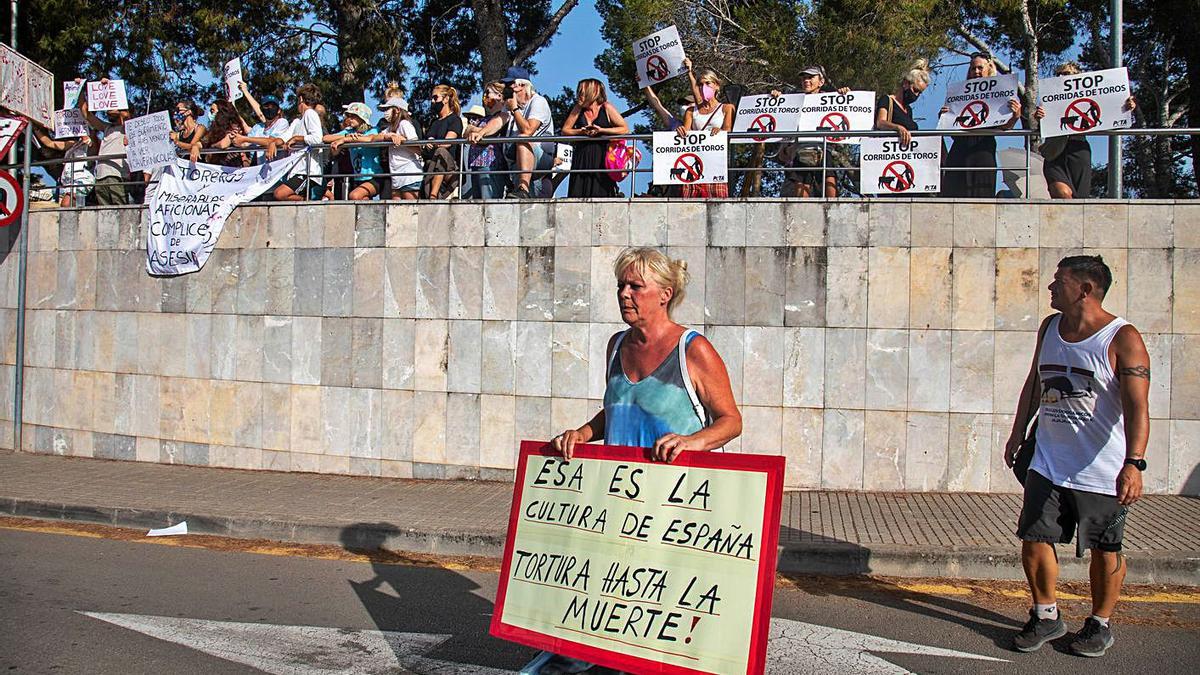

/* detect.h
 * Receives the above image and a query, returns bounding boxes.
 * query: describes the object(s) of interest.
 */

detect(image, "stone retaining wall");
[1,200,1196,494]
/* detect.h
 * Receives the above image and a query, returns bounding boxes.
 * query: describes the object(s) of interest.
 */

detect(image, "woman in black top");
[421,84,464,199]
[875,58,930,146]
[941,53,1022,198]
[561,78,629,198]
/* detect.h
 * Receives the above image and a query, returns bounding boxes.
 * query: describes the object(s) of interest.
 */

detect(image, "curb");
[4,497,1198,586]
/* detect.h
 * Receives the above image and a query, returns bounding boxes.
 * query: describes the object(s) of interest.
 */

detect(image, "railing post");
[12,123,31,451]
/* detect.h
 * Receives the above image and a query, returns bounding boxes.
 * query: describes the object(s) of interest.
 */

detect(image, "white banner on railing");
[146,155,302,276]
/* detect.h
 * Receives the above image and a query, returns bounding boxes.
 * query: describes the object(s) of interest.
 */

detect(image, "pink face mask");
[701,84,716,102]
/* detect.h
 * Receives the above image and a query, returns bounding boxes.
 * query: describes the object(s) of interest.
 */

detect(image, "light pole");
[1108,0,1123,198]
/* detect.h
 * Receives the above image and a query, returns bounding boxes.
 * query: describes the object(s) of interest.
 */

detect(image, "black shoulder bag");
[1013,318,1053,485]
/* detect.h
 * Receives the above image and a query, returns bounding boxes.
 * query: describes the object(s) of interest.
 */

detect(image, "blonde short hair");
[613,247,691,316]
[1055,61,1082,77]
[904,58,931,87]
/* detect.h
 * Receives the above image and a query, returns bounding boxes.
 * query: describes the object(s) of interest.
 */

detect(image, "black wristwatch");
[1124,458,1147,471]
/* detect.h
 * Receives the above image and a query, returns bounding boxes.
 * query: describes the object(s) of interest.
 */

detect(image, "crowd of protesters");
[28,55,1136,206]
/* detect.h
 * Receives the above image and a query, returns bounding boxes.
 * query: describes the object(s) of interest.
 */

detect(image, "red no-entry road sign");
[0,170,23,227]
[673,153,704,183]
[646,55,669,82]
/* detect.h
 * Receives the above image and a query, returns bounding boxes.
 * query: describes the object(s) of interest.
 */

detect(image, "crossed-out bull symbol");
[1061,100,1101,131]
[878,164,915,191]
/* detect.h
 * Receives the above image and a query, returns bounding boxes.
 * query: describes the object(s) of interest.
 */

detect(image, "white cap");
[378,97,409,111]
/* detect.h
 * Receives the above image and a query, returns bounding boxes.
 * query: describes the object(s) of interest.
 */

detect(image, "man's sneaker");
[507,186,533,199]
[1070,618,1114,657]
[1013,609,1067,652]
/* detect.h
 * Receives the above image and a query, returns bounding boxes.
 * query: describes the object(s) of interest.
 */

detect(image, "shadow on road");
[338,522,530,671]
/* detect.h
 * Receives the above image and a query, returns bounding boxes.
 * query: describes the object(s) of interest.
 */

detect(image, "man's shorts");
[1016,469,1127,558]
[788,143,851,188]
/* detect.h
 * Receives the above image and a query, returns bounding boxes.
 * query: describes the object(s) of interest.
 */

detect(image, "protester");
[940,53,1023,198]
[1034,62,1136,199]
[779,65,853,198]
[1003,255,1150,658]
[421,84,464,200]
[875,58,930,147]
[327,102,387,200]
[169,100,206,155]
[272,83,326,201]
[641,58,700,198]
[363,97,423,200]
[495,67,555,198]
[545,247,741,673]
[462,82,509,200]
[80,83,130,206]
[31,122,97,207]
[237,82,292,164]
[561,78,629,198]
[194,102,251,167]
[675,67,734,198]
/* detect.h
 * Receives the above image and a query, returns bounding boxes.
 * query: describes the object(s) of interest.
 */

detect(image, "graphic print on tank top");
[1039,362,1098,425]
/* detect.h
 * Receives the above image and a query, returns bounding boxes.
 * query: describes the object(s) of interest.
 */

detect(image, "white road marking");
[80,612,1007,675]
[766,617,1008,674]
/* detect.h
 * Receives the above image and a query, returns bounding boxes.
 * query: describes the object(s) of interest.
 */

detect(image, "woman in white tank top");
[675,67,733,198]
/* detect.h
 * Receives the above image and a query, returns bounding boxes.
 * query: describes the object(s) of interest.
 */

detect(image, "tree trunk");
[328,0,367,95]
[1019,0,1040,144]
[472,0,513,84]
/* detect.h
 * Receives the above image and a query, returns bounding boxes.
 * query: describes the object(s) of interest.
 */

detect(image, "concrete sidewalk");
[2,451,1197,585]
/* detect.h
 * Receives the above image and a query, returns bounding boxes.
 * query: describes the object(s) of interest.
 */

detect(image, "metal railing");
[10,127,1200,203]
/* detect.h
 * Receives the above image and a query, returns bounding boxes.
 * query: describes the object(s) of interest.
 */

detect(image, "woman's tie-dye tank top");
[603,329,706,448]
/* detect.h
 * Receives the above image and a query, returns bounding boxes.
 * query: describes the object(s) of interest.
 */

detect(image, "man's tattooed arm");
[1119,365,1151,381]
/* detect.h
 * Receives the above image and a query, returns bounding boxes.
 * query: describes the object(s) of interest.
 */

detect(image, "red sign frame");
[490,440,785,675]
[0,170,24,227]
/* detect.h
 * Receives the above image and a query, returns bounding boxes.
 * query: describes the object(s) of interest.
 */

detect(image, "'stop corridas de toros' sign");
[1038,67,1133,139]
[491,441,784,675]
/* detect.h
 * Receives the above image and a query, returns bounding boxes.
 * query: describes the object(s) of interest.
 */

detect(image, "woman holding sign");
[941,54,1023,198]
[676,68,734,198]
[552,247,741,463]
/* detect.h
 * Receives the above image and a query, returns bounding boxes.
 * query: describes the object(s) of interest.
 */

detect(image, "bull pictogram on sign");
[748,114,776,142]
[670,153,704,183]
[1061,98,1101,132]
[878,160,915,193]
[645,55,670,83]
[817,112,850,142]
[955,100,990,128]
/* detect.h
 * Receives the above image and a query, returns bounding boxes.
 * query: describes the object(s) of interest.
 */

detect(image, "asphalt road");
[1,522,1197,674]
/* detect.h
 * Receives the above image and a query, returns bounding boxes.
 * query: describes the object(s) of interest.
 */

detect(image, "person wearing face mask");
[237,82,292,166]
[421,84,465,199]
[463,81,510,200]
[361,97,424,200]
[675,67,734,198]
[941,53,1023,198]
[779,65,853,198]
[80,78,131,206]
[876,59,930,148]
[169,100,206,155]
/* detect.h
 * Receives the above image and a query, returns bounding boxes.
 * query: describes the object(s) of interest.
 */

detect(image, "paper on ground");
[146,521,188,537]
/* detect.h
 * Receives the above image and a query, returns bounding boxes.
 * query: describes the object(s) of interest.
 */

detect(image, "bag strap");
[886,95,895,123]
[606,329,629,378]
[1023,315,1056,430]
[676,329,708,428]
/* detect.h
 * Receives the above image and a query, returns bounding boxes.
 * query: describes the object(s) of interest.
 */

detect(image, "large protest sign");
[652,131,727,186]
[492,442,784,675]
[798,90,876,144]
[860,136,942,195]
[87,80,128,112]
[1038,67,1132,139]
[224,58,244,101]
[634,26,688,88]
[53,109,89,139]
[146,155,303,275]
[0,44,54,128]
[125,111,175,172]
[937,74,1019,130]
[732,93,804,144]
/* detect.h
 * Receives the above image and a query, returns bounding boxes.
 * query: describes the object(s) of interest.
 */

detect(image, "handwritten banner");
[491,442,784,675]
[146,155,303,275]
[1039,67,1132,139]
[63,80,83,108]
[634,25,688,89]
[0,43,54,128]
[54,109,89,139]
[652,130,727,186]
[87,80,128,112]
[125,111,174,172]
[937,74,1019,130]
[224,58,244,101]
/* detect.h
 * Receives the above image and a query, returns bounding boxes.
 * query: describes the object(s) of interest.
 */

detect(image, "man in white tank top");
[1003,255,1150,658]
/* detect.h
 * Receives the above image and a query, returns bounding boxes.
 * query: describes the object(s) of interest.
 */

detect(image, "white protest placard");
[937,74,1019,130]
[491,442,784,675]
[634,25,688,89]
[26,63,53,128]
[553,142,573,172]
[224,58,244,101]
[63,80,83,108]
[146,154,303,275]
[732,93,804,144]
[1038,67,1132,139]
[54,109,89,139]
[87,79,128,112]
[125,111,175,172]
[0,43,29,116]
[652,130,727,185]
[798,90,876,144]
[860,136,942,195]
